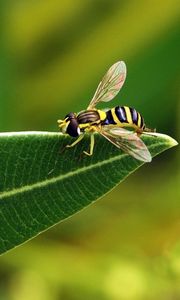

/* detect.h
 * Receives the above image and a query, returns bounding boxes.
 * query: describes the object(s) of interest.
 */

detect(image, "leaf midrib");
[0,141,168,201]
[0,152,127,200]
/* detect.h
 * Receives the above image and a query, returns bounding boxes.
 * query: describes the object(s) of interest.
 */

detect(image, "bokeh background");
[0,0,179,299]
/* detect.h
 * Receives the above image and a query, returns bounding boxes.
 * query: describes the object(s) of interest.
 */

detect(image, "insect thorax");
[77,110,101,124]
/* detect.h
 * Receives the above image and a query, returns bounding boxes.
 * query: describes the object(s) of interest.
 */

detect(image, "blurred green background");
[0,0,179,299]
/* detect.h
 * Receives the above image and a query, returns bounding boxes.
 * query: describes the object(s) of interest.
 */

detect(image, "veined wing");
[98,126,152,162]
[87,61,127,110]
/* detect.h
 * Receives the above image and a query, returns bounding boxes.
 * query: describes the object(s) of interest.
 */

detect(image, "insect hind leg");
[136,126,155,137]
[141,127,157,138]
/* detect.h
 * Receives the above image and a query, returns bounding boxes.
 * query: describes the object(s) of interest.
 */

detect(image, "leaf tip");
[165,135,178,148]
[158,133,178,148]
[145,132,178,148]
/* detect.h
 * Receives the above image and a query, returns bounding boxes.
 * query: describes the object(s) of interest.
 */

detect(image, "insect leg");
[66,134,84,148]
[83,134,95,156]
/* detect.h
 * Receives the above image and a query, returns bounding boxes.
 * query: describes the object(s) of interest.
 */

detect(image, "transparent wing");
[87,61,127,109]
[98,126,152,162]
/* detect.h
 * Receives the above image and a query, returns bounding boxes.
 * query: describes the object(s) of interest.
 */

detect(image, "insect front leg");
[66,134,84,149]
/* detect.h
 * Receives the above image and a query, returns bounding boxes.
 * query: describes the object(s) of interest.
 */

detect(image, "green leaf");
[0,131,177,254]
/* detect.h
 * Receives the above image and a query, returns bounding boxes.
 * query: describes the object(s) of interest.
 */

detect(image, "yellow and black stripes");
[102,106,145,131]
[63,106,146,138]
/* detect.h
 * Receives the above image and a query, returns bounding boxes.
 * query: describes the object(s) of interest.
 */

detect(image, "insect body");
[58,61,153,162]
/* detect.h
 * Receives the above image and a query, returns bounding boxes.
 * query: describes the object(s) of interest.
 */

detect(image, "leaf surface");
[0,131,177,254]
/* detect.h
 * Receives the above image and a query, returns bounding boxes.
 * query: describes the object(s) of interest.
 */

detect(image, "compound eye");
[65,112,75,120]
[67,119,80,137]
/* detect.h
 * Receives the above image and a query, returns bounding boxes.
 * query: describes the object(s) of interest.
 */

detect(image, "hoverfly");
[58,61,153,162]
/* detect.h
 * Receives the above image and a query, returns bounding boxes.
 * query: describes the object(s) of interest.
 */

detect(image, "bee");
[58,61,154,162]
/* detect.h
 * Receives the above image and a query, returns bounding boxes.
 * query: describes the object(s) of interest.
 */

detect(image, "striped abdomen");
[102,106,145,131]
